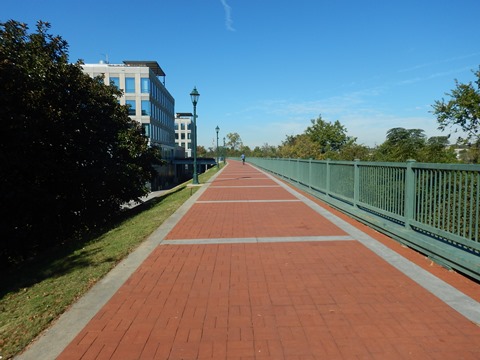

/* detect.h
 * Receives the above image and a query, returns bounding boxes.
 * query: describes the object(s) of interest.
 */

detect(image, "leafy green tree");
[226,132,243,152]
[419,136,458,163]
[373,128,426,162]
[239,145,252,156]
[432,67,480,139]
[432,67,480,163]
[251,146,263,157]
[305,115,349,154]
[456,145,479,163]
[334,140,371,161]
[197,145,207,157]
[259,143,278,158]
[0,20,160,265]
[278,134,320,159]
[277,116,356,159]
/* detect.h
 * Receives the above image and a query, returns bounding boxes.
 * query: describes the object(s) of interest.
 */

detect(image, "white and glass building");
[82,60,183,189]
[81,60,176,161]
[174,113,193,158]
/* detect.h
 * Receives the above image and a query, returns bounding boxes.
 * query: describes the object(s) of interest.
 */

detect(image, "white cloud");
[220,0,235,32]
[398,52,480,73]
[236,88,456,148]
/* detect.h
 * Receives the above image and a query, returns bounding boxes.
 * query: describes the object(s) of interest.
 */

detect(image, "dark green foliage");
[373,128,427,162]
[420,136,457,163]
[276,115,370,160]
[432,66,480,163]
[372,128,458,163]
[0,20,161,266]
[305,115,350,154]
[432,67,480,141]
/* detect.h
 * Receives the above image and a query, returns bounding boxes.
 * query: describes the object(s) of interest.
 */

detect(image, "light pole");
[223,137,226,163]
[215,125,220,168]
[190,87,200,184]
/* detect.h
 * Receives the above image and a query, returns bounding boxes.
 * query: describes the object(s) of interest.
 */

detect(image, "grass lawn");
[0,166,221,359]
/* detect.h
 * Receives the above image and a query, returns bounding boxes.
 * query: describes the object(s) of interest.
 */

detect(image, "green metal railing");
[249,158,480,280]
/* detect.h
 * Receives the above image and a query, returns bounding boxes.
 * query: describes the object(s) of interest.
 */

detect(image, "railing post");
[309,158,312,189]
[404,159,416,229]
[326,158,331,197]
[297,158,300,184]
[354,159,360,208]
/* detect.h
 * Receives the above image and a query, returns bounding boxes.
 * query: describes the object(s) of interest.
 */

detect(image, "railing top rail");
[257,157,480,171]
[411,162,480,171]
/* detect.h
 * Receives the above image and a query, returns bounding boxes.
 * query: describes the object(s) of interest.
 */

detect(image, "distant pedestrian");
[241,153,245,165]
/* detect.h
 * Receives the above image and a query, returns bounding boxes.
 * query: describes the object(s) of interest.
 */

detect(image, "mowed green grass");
[0,166,221,359]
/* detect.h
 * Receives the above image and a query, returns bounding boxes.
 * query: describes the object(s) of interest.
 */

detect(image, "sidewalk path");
[18,161,480,359]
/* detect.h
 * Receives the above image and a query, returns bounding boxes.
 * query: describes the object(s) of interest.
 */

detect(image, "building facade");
[82,60,176,160]
[174,113,193,158]
[82,60,183,189]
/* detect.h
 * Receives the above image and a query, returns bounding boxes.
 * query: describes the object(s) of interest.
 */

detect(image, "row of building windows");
[126,99,151,116]
[105,73,174,147]
[177,142,192,150]
[110,77,150,94]
[175,122,192,130]
[125,99,174,129]
[82,65,177,152]
[175,133,192,140]
[143,123,175,144]
[109,76,172,115]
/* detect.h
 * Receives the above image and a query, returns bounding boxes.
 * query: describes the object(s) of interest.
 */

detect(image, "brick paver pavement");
[22,161,480,359]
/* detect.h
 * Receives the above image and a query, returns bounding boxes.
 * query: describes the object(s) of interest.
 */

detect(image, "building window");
[125,77,135,93]
[110,77,120,89]
[141,78,150,93]
[142,124,150,137]
[141,100,151,116]
[126,100,136,116]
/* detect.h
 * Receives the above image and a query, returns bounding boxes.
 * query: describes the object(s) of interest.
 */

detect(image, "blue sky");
[3,0,480,149]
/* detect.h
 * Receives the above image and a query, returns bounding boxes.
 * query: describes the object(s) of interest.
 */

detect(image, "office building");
[82,60,182,189]
[175,113,193,158]
[82,60,176,160]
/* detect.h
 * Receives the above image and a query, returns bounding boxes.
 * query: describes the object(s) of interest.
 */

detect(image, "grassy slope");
[0,167,220,359]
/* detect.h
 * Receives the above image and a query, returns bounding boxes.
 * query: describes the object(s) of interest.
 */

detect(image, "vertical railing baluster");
[404,160,416,229]
[354,159,360,208]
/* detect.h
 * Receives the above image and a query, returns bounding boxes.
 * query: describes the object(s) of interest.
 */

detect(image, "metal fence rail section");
[249,158,480,281]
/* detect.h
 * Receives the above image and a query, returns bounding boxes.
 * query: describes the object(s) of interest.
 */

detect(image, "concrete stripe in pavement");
[196,199,302,203]
[161,235,355,245]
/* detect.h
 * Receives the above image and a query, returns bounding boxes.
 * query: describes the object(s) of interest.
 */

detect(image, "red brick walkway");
[56,161,479,359]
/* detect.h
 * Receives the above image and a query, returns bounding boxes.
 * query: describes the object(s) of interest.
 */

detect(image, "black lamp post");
[215,125,220,168]
[190,87,200,184]
[223,137,226,163]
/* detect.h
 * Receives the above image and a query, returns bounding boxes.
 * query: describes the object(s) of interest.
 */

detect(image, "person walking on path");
[241,153,245,165]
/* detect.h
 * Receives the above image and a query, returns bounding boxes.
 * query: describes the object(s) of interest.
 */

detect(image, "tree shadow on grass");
[0,186,186,299]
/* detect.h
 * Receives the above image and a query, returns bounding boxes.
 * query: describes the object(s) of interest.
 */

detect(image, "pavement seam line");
[196,199,301,203]
[160,235,355,245]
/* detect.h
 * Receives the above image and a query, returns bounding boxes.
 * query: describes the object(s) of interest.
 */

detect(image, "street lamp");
[215,125,220,168]
[223,137,226,163]
[190,87,200,184]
